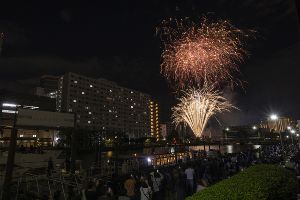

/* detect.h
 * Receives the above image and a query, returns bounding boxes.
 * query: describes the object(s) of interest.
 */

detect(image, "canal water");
[102,144,262,159]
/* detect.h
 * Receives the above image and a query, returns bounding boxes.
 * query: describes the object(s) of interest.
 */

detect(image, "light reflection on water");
[189,144,261,154]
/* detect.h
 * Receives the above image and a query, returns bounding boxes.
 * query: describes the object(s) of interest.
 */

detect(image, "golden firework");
[172,86,236,137]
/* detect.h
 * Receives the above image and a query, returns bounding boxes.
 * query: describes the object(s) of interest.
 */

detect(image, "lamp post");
[290,129,296,144]
[269,114,281,146]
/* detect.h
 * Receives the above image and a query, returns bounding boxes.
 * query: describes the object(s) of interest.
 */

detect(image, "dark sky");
[0,0,300,125]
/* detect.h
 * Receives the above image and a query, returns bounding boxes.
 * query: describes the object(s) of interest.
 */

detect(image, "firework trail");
[172,86,236,137]
[158,17,248,88]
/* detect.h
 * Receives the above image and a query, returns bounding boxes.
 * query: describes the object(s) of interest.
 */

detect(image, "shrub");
[186,164,299,200]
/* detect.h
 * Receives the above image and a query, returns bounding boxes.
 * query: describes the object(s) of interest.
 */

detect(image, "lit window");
[85,106,89,109]
[88,121,91,124]
[81,91,85,95]
[90,84,93,88]
[109,89,112,92]
[33,135,37,138]
[74,80,78,84]
[131,91,134,94]
[109,110,112,113]
[88,112,92,115]
[130,106,133,109]
[73,99,77,103]
[20,134,24,138]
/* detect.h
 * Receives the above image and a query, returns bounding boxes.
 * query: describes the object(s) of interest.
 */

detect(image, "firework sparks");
[172,87,236,137]
[159,17,248,87]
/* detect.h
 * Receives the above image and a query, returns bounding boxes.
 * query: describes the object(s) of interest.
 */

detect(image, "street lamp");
[290,130,295,144]
[252,126,257,130]
[270,114,278,121]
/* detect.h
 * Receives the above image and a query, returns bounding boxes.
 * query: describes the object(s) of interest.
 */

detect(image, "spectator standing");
[150,171,163,200]
[140,181,152,200]
[184,165,195,196]
[124,175,136,200]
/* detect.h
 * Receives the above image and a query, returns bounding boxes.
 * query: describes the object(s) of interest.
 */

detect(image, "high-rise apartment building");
[34,75,60,99]
[149,101,160,139]
[57,72,154,138]
[40,75,60,93]
[160,122,175,139]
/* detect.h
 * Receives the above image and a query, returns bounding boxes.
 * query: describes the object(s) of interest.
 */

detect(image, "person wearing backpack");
[140,181,152,200]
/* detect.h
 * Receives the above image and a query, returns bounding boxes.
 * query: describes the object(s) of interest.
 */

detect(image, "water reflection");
[190,144,261,154]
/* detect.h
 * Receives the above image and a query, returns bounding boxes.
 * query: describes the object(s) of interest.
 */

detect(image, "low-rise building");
[0,89,57,147]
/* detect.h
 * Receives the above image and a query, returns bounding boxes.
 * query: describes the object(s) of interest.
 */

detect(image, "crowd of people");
[78,148,263,200]
[39,144,300,200]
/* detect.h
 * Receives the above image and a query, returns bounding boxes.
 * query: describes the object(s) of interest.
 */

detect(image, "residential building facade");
[57,72,156,138]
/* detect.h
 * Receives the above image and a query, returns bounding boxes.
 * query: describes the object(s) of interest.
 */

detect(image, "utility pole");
[1,106,18,200]
[0,33,4,57]
[70,113,77,174]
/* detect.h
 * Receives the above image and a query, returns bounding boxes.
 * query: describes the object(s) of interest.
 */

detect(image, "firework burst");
[172,86,236,137]
[159,17,248,88]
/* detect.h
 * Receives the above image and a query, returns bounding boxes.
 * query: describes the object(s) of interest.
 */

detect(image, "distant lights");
[73,99,77,103]
[2,103,17,108]
[90,84,93,88]
[225,127,230,131]
[287,126,291,130]
[252,126,257,130]
[291,130,296,134]
[81,91,85,95]
[2,110,17,114]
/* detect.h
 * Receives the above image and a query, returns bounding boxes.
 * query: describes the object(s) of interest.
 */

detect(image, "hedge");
[186,164,299,200]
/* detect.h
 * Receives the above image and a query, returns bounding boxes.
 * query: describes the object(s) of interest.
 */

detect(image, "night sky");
[0,0,299,125]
